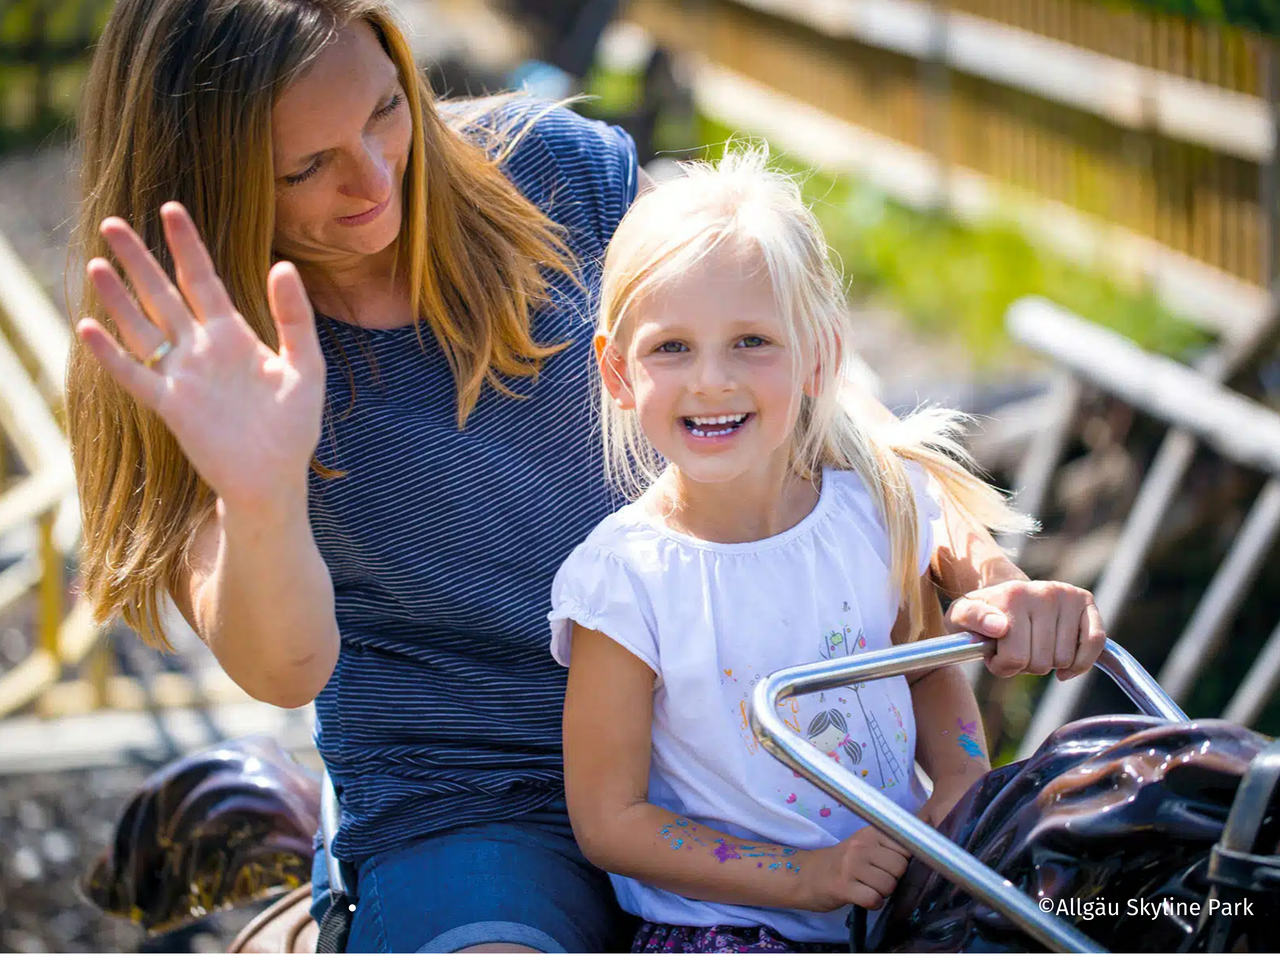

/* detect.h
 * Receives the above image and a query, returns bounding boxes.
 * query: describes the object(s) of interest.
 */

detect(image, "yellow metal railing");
[0,225,96,717]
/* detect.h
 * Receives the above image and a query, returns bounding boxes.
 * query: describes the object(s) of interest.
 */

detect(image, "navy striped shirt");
[308,102,638,864]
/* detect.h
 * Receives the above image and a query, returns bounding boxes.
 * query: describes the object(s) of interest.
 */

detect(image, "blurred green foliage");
[1113,0,1280,35]
[697,116,1211,363]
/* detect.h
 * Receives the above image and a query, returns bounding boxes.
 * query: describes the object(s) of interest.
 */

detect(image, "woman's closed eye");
[282,92,404,186]
[371,91,403,121]
[284,158,323,186]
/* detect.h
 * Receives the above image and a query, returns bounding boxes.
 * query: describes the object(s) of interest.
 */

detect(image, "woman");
[66,0,1103,951]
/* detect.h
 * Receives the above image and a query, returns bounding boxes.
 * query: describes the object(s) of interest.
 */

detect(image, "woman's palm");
[77,203,325,512]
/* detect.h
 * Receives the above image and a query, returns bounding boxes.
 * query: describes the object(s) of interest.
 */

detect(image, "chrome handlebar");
[748,633,1189,953]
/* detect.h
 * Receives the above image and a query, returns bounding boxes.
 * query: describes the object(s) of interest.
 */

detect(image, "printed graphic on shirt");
[812,625,908,792]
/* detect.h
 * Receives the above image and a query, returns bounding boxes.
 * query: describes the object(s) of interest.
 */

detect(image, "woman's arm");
[845,379,1106,679]
[564,624,910,913]
[79,204,338,708]
[174,497,338,709]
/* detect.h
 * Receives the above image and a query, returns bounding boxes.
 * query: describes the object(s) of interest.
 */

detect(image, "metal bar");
[1219,737,1280,853]
[37,510,61,658]
[321,771,348,899]
[1223,616,1280,725]
[1158,478,1280,702]
[749,633,1183,954]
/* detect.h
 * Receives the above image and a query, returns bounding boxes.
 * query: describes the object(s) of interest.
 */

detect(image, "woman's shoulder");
[441,95,639,252]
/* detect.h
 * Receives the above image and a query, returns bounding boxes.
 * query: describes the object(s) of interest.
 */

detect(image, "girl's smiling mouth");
[682,413,753,438]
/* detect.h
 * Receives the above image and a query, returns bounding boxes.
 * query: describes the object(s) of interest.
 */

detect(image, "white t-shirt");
[548,467,941,943]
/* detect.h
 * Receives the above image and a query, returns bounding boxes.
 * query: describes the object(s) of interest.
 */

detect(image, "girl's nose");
[693,352,736,393]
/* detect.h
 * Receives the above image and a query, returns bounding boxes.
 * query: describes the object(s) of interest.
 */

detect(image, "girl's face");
[601,241,814,488]
[271,20,412,269]
[809,725,846,756]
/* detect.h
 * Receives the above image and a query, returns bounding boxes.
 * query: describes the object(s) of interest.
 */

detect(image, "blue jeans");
[310,802,629,952]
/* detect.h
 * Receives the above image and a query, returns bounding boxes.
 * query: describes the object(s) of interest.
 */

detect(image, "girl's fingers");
[87,258,168,360]
[854,863,901,898]
[100,217,195,343]
[77,319,164,411]
[160,203,238,326]
[848,883,886,911]
[869,845,910,880]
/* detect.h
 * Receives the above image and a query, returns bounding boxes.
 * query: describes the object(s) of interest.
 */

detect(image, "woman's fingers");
[1026,602,1059,675]
[86,258,168,360]
[77,319,164,410]
[1060,601,1107,681]
[160,202,238,326]
[100,217,195,344]
[268,261,322,376]
[1052,594,1085,674]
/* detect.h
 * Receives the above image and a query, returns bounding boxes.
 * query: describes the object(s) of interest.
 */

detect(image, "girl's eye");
[372,92,403,121]
[738,335,768,348]
[284,159,322,186]
[655,341,688,353]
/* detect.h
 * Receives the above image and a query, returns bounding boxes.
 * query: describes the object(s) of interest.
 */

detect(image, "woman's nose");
[341,141,392,202]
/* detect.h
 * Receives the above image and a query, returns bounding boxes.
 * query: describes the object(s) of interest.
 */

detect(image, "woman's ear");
[594,333,636,410]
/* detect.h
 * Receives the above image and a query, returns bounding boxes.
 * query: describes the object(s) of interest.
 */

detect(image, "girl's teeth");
[684,413,748,436]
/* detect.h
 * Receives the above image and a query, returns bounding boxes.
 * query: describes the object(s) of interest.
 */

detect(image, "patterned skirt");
[632,922,847,954]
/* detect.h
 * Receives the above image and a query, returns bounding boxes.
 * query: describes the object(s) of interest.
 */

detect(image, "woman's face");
[271,20,412,269]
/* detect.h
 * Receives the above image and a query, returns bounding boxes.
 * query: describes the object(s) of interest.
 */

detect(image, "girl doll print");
[816,625,906,789]
[805,709,862,765]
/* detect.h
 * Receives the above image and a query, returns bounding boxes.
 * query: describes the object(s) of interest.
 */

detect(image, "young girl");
[549,150,1041,952]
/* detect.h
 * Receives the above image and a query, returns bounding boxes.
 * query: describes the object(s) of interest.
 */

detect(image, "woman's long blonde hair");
[67,0,576,646]
[596,148,1034,640]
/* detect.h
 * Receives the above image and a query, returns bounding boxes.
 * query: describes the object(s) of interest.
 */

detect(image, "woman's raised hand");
[76,203,325,516]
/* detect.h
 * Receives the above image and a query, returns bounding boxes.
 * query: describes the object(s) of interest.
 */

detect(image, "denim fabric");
[312,802,630,953]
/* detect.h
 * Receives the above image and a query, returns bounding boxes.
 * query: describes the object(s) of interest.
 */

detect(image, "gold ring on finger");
[143,339,174,369]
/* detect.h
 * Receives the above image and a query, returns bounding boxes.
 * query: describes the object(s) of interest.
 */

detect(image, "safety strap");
[315,893,355,953]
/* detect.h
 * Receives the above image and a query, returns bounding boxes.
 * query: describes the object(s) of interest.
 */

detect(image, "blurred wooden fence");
[622,0,1280,338]
[0,0,113,146]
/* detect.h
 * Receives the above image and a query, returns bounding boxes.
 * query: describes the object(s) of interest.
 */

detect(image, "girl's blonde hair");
[596,148,1034,639]
[67,0,576,647]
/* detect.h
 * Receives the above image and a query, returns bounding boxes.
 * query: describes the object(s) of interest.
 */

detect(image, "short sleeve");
[548,544,660,673]
[504,102,639,257]
[907,463,943,577]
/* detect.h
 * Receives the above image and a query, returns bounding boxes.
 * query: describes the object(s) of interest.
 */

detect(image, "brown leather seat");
[227,885,318,954]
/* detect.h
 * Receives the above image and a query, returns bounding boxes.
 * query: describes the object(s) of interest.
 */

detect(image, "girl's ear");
[804,332,845,398]
[594,333,636,410]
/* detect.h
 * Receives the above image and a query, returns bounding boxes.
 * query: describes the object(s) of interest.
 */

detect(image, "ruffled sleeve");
[548,545,660,674]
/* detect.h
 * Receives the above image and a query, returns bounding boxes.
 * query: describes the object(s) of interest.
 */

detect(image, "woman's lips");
[336,196,390,226]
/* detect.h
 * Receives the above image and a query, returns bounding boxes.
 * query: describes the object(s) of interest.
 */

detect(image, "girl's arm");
[898,577,992,827]
[564,623,910,912]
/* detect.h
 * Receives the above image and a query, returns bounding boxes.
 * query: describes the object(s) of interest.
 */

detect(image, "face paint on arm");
[956,718,985,759]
